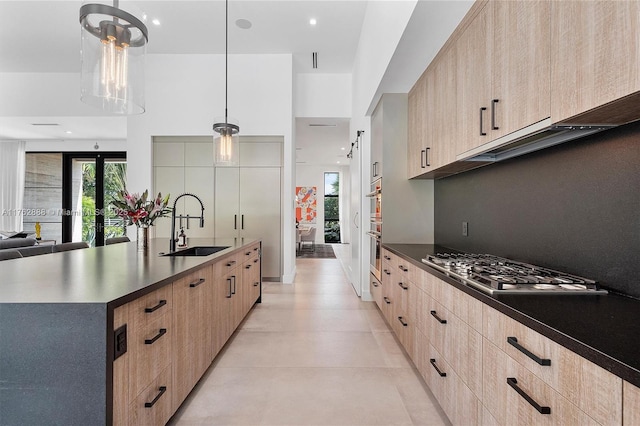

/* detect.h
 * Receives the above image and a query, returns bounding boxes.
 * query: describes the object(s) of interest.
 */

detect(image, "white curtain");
[0,141,26,232]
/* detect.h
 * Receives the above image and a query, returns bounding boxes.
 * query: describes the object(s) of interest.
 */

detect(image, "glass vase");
[136,225,149,252]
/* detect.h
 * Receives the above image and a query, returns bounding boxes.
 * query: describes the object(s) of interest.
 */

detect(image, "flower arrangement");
[111,190,172,227]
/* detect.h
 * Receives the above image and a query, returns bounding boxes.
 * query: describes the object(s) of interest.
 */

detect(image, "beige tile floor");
[168,256,450,426]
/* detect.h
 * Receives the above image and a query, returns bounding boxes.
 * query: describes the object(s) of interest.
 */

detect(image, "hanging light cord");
[225,0,229,126]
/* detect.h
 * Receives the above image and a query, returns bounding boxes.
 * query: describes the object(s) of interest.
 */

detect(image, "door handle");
[241,214,244,230]
[234,214,237,230]
[420,149,426,168]
[480,107,487,136]
[425,147,430,167]
[353,212,359,228]
[491,99,499,130]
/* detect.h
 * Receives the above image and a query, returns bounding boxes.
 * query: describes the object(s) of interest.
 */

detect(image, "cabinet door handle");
[383,269,391,276]
[189,278,205,288]
[234,214,237,230]
[430,310,447,324]
[144,300,166,313]
[398,282,408,290]
[226,260,236,267]
[226,278,232,298]
[241,214,244,230]
[425,147,430,167]
[383,296,391,305]
[383,255,391,261]
[231,275,236,295]
[246,251,252,256]
[507,378,551,414]
[399,265,408,272]
[372,281,379,288]
[507,337,551,366]
[430,359,446,377]
[254,258,259,264]
[144,386,167,408]
[480,107,487,136]
[253,281,260,287]
[145,328,167,345]
[491,99,499,130]
[397,316,408,327]
[420,149,426,168]
[245,264,252,269]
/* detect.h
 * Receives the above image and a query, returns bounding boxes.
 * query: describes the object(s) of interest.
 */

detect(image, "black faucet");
[170,193,205,253]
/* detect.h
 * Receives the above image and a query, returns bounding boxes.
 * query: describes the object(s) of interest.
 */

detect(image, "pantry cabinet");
[551,1,640,124]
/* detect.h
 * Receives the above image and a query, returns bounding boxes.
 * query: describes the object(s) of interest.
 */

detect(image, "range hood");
[458,118,616,163]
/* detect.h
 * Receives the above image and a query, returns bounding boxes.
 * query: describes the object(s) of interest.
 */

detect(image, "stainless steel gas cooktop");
[421,253,607,295]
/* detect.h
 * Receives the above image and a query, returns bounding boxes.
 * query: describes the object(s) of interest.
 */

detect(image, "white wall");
[295,164,350,245]
[24,140,126,152]
[127,53,295,282]
[295,74,351,118]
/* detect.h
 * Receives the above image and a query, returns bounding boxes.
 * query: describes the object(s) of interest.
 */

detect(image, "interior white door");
[240,167,282,279]
[214,167,240,239]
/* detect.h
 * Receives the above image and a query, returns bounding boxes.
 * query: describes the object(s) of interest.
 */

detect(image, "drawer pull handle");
[479,107,487,136]
[430,310,447,324]
[430,359,446,377]
[372,281,379,288]
[507,337,551,366]
[226,260,236,267]
[398,282,408,290]
[254,258,259,263]
[384,297,391,305]
[399,265,408,272]
[384,255,391,260]
[254,247,259,251]
[253,282,260,287]
[383,269,391,276]
[491,99,500,130]
[246,251,252,256]
[245,264,252,269]
[144,386,167,408]
[145,328,167,345]
[231,275,237,295]
[189,278,205,288]
[144,300,166,313]
[397,316,408,327]
[226,278,232,298]
[507,377,551,414]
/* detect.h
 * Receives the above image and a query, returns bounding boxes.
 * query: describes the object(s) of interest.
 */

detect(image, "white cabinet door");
[239,167,281,279]
[214,167,240,239]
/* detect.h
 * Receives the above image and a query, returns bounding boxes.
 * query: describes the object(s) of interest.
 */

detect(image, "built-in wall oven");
[366,178,382,279]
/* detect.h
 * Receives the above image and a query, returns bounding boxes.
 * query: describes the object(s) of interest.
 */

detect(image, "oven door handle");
[366,231,381,239]
[365,190,381,198]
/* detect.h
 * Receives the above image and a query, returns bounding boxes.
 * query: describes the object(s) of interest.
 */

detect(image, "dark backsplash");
[434,120,640,298]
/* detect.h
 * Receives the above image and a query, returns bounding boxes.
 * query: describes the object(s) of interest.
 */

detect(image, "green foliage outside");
[81,162,127,245]
[324,173,341,243]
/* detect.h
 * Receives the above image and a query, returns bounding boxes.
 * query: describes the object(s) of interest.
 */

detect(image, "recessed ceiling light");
[236,19,252,29]
[309,18,317,26]
[341,147,345,150]
[337,161,340,164]
[65,131,73,134]
[152,19,160,26]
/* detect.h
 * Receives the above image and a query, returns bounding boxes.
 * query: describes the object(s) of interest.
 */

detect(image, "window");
[324,172,340,243]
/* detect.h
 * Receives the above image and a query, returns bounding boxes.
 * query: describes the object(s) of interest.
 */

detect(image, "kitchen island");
[0,237,262,425]
[382,243,640,424]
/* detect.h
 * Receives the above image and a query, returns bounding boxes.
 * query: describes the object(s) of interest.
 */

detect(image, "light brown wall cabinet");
[378,248,628,425]
[112,243,261,425]
[408,0,640,178]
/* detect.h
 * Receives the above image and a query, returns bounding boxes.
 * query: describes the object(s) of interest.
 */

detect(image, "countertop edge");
[383,243,640,389]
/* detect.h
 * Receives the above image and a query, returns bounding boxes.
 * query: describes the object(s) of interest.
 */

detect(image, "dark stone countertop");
[383,243,640,388]
[0,237,258,308]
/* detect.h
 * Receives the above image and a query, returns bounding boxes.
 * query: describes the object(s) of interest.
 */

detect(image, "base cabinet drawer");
[130,315,172,402]
[483,339,598,425]
[129,364,173,426]
[483,305,622,425]
[371,273,382,308]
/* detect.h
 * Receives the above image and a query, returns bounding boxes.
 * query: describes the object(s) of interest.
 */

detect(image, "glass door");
[62,152,126,246]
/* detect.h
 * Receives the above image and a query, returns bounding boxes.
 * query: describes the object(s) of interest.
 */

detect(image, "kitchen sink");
[162,246,230,257]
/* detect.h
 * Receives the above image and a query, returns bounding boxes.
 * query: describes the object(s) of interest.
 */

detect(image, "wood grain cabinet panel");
[129,364,173,426]
[551,1,640,124]
[492,0,550,140]
[483,305,622,425]
[370,273,383,310]
[128,284,173,332]
[624,381,640,425]
[483,339,598,426]
[407,75,428,179]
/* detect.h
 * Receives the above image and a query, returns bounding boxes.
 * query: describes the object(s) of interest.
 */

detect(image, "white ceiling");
[0,1,472,166]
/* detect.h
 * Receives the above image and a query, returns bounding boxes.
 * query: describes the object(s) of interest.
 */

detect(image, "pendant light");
[79,1,148,115]
[213,0,240,166]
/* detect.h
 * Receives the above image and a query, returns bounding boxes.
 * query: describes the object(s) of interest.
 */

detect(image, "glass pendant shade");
[80,4,148,114]
[213,117,240,166]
